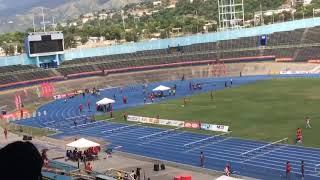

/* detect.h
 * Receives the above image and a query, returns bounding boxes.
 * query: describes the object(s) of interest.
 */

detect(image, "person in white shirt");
[305,117,312,128]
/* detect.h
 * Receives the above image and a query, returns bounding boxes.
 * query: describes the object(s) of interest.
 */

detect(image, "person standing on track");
[123,95,127,104]
[200,152,205,168]
[87,100,91,111]
[286,161,291,180]
[301,160,304,179]
[305,116,311,129]
[183,96,187,106]
[79,104,83,113]
[210,91,214,100]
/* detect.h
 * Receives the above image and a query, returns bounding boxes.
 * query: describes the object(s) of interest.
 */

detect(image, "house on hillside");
[153,1,162,7]
[98,14,108,20]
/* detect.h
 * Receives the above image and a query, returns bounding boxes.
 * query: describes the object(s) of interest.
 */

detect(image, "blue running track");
[15,74,320,180]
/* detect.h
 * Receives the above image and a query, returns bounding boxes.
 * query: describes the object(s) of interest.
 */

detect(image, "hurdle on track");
[315,164,320,175]
[138,127,182,140]
[44,121,56,125]
[240,138,288,160]
[183,131,232,148]
[101,123,143,133]
[70,121,101,128]
[65,115,87,120]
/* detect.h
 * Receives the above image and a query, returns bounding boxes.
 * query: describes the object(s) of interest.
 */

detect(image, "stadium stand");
[1,25,320,88]
[0,65,37,74]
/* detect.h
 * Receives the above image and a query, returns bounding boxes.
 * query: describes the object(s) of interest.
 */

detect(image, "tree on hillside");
[64,33,76,49]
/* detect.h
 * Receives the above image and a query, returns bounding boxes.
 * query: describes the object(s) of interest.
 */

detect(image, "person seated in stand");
[42,149,49,167]
[0,141,43,180]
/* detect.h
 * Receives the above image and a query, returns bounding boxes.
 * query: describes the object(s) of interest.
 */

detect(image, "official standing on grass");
[200,152,205,168]
[305,117,311,128]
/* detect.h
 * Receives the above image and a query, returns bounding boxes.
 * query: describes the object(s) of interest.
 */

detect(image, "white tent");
[215,176,243,180]
[152,85,171,92]
[96,98,115,105]
[66,138,100,149]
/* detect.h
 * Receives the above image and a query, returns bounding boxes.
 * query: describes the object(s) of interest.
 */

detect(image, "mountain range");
[0,0,142,33]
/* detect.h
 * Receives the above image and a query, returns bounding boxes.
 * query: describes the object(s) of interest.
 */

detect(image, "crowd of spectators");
[66,146,100,161]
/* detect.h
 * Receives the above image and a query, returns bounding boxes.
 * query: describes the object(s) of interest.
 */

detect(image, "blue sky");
[0,0,68,16]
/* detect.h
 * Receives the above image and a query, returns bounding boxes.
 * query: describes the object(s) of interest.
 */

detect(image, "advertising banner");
[159,119,184,127]
[128,115,183,127]
[184,122,200,129]
[127,115,141,122]
[200,123,229,132]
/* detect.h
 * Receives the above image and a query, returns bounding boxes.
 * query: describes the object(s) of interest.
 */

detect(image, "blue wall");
[1,17,320,67]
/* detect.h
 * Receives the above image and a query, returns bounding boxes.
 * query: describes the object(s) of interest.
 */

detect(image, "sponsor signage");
[127,115,141,122]
[184,122,200,129]
[200,123,229,132]
[127,115,229,132]
[53,92,76,100]
[159,119,184,127]
[128,115,184,127]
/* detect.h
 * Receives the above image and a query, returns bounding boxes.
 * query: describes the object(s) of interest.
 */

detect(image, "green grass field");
[98,78,320,148]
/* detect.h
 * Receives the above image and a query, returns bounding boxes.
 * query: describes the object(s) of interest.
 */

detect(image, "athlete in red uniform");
[296,128,302,143]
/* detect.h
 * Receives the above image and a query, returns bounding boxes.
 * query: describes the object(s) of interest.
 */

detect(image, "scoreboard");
[26,32,64,57]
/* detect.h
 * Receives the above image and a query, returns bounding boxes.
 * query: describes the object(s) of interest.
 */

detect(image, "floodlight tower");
[218,0,245,31]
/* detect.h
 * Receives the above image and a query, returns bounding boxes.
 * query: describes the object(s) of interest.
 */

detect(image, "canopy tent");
[215,176,242,180]
[66,138,100,149]
[96,98,115,105]
[152,85,171,92]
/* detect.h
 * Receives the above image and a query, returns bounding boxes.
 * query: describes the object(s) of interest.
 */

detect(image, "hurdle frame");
[138,127,182,140]
[101,122,143,133]
[183,131,232,148]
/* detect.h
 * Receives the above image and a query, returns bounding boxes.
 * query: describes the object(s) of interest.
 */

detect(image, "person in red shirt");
[286,161,291,179]
[225,163,231,176]
[123,96,127,104]
[296,128,303,143]
[85,161,93,173]
[79,104,83,113]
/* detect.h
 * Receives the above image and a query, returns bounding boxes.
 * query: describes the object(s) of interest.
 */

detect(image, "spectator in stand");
[0,141,43,180]
[42,149,49,167]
